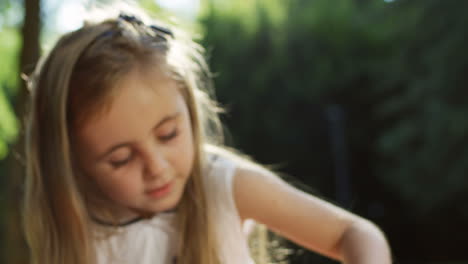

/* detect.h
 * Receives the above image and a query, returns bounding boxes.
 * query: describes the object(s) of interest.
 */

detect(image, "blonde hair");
[23,7,226,264]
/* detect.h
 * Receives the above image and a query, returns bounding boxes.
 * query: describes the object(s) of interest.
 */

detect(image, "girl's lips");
[146,182,172,198]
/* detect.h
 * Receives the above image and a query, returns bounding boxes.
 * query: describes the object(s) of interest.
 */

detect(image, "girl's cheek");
[94,162,140,189]
[112,157,143,175]
[113,171,140,191]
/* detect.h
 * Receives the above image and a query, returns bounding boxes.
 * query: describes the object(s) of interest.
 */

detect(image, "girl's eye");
[159,129,178,142]
[110,154,133,169]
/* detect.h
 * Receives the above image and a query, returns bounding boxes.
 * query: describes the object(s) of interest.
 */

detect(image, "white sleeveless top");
[94,154,255,264]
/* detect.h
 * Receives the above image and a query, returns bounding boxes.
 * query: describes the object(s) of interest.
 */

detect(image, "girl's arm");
[234,164,391,264]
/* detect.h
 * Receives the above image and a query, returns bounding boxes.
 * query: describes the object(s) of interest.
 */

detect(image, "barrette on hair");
[118,13,143,25]
[150,25,174,38]
[118,12,174,39]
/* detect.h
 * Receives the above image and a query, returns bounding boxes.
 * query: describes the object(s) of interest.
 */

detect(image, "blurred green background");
[1,0,468,263]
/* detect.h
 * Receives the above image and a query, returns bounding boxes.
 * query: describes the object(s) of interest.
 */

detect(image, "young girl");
[23,6,391,264]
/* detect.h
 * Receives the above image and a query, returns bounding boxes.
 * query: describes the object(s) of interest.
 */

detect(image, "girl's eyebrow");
[96,112,181,162]
[150,112,180,134]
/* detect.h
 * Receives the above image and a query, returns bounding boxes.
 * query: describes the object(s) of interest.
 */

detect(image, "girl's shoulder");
[203,144,258,172]
[201,144,257,263]
[202,144,239,189]
[201,144,269,209]
[201,144,260,206]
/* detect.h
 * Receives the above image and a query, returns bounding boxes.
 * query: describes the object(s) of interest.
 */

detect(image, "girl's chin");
[132,203,179,217]
[120,192,182,218]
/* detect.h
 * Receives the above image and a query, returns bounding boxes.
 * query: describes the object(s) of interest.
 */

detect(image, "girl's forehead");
[76,70,185,156]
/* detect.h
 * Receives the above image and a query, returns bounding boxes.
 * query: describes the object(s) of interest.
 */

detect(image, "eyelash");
[159,128,178,142]
[111,155,133,168]
[110,129,178,169]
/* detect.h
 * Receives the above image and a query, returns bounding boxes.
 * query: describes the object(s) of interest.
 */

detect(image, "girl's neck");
[87,198,141,226]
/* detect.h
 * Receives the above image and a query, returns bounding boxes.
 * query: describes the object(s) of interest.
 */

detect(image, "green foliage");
[373,0,468,212]
[199,0,395,191]
[199,0,468,261]
[0,89,17,159]
[200,0,468,213]
[0,27,20,160]
[0,28,19,93]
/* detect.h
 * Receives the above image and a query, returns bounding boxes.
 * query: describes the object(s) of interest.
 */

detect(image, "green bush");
[0,27,20,160]
[199,0,468,262]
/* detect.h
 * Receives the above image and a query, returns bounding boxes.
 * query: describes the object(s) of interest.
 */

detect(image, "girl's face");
[75,69,195,220]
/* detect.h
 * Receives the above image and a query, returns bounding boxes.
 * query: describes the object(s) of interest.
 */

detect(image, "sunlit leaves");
[0,88,18,159]
[0,27,19,160]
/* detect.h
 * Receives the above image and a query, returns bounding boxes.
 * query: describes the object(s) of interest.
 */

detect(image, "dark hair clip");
[118,13,143,25]
[118,12,174,39]
[150,25,174,38]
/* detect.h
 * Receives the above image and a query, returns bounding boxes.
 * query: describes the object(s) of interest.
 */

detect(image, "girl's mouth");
[146,182,173,198]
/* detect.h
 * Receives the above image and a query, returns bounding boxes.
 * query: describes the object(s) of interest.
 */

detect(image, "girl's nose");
[143,149,169,180]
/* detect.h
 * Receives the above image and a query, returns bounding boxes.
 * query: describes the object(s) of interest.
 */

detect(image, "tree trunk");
[5,0,41,262]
